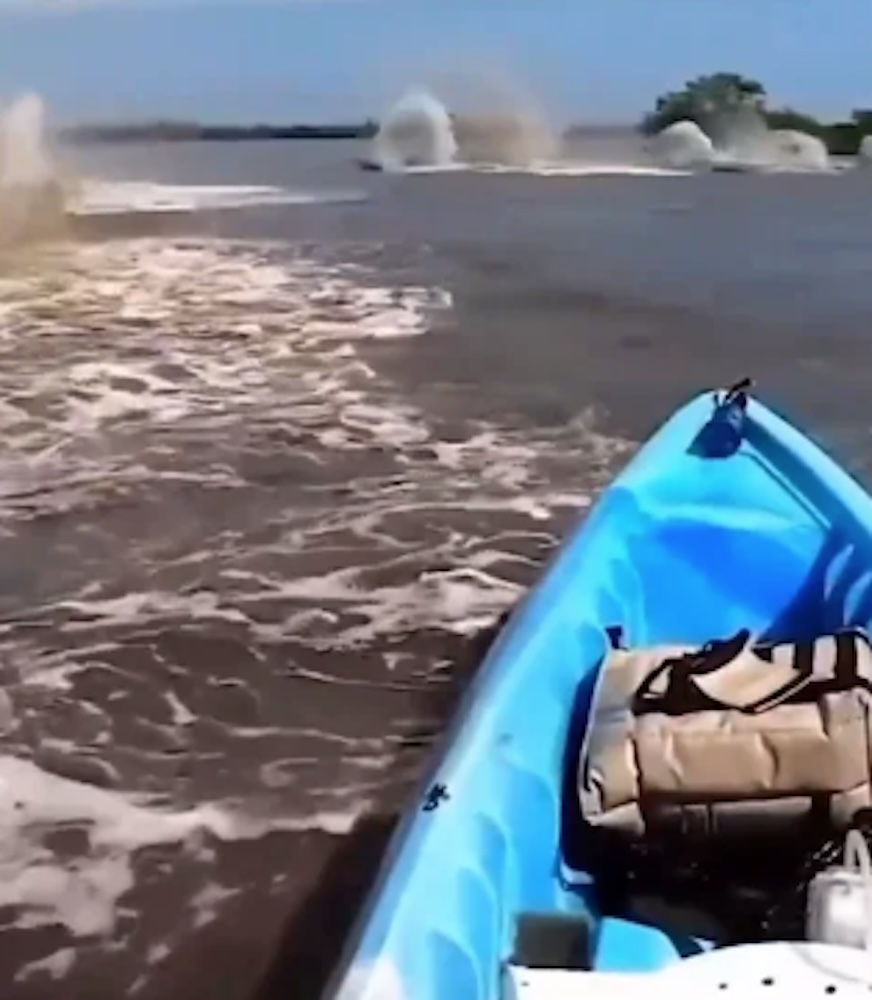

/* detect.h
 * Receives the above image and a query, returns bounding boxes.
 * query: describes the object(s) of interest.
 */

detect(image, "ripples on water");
[0,189,632,998]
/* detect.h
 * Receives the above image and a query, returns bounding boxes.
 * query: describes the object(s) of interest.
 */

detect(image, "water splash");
[648,106,830,174]
[709,103,830,172]
[708,102,772,166]
[449,78,560,166]
[0,93,54,187]
[646,120,714,170]
[0,93,66,245]
[857,135,872,168]
[370,77,562,171]
[372,88,458,171]
[769,129,830,172]
[453,111,558,166]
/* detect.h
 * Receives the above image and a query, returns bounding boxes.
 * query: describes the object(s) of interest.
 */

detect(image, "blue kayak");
[325,384,872,1000]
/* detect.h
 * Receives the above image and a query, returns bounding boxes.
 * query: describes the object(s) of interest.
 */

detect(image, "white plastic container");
[807,830,872,951]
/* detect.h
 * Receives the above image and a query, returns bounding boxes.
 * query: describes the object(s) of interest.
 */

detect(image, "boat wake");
[0,233,632,994]
[383,161,689,178]
[67,180,367,218]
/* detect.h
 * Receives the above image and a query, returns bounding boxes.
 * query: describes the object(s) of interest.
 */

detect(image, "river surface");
[1,135,872,998]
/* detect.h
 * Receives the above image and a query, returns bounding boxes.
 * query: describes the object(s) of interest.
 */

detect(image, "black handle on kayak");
[692,377,755,459]
[717,376,754,409]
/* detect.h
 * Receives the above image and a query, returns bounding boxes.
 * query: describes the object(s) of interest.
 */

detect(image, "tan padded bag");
[578,629,872,840]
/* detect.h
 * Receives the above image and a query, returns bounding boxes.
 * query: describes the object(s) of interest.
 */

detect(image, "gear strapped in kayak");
[577,627,872,945]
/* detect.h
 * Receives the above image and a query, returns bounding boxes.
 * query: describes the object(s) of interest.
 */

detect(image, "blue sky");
[0,0,868,125]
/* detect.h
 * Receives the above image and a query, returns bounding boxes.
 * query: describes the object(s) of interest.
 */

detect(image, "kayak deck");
[328,389,872,1000]
[507,941,872,998]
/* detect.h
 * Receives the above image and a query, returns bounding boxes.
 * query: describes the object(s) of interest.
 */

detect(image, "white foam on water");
[0,231,628,657]
[0,754,295,936]
[389,161,469,174]
[164,688,196,727]
[0,232,632,978]
[14,947,76,983]
[0,742,367,942]
[146,941,172,965]
[188,881,241,929]
[398,160,688,177]
[523,163,689,177]
[68,179,366,217]
[0,238,445,461]
[0,229,627,668]
[243,563,526,649]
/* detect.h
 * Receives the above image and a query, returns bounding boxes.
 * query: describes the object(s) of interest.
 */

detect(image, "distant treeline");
[764,109,872,156]
[61,88,872,156]
[62,120,380,144]
[642,73,872,155]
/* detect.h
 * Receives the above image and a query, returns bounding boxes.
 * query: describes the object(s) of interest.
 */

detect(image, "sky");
[0,0,868,126]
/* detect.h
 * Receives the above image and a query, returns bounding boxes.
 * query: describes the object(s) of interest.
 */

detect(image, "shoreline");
[60,123,379,145]
[58,121,637,147]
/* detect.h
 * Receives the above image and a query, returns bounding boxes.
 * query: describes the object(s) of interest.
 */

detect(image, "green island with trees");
[641,72,872,155]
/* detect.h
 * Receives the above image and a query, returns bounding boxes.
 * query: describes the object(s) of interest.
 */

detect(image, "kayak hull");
[326,389,872,1000]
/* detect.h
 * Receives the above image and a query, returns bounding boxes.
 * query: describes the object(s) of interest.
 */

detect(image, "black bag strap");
[633,627,872,717]
[632,630,752,716]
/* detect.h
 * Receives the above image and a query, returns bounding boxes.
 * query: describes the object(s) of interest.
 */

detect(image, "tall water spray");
[452,110,558,166]
[0,93,65,243]
[646,120,714,170]
[648,105,831,174]
[372,88,458,171]
[370,78,561,170]
[708,102,772,167]
[857,135,872,167]
[709,103,830,171]
[769,129,830,172]
[447,77,559,166]
[0,93,54,186]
